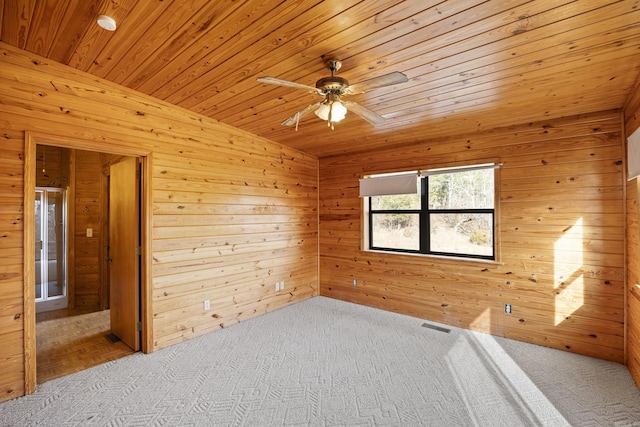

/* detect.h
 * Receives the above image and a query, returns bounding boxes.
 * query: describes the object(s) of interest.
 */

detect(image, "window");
[366,164,497,260]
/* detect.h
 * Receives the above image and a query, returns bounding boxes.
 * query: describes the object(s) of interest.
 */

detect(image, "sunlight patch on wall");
[553,217,584,326]
[470,307,492,334]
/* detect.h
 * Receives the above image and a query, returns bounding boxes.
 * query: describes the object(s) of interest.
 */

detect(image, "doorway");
[35,152,141,383]
[24,134,151,390]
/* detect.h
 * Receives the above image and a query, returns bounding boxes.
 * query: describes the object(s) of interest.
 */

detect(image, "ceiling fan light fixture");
[330,101,347,122]
[314,103,330,121]
[314,98,347,123]
[97,15,117,31]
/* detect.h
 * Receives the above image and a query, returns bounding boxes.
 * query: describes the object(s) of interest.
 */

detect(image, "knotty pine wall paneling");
[0,130,27,401]
[623,76,640,387]
[72,150,104,311]
[0,42,318,402]
[625,164,639,386]
[629,284,640,386]
[320,110,626,363]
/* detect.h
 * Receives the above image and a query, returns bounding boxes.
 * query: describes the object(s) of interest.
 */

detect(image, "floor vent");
[105,333,121,343]
[422,322,451,333]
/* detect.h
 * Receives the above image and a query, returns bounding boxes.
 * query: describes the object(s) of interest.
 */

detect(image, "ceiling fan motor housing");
[316,76,349,93]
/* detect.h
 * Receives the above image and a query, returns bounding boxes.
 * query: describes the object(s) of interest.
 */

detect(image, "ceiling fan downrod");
[326,59,342,75]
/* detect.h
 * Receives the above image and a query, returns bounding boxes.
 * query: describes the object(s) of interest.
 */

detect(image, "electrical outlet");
[504,303,512,314]
[280,280,284,290]
[204,299,210,311]
[353,278,357,286]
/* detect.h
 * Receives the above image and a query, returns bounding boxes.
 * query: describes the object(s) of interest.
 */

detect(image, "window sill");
[363,248,503,267]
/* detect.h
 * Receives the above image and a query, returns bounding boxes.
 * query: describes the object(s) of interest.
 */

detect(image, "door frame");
[23,131,153,394]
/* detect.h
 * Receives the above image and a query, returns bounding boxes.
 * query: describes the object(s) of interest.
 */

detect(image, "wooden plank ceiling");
[2,0,640,157]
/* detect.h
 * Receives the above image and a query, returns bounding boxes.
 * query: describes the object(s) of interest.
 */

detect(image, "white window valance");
[359,173,418,197]
[628,127,640,180]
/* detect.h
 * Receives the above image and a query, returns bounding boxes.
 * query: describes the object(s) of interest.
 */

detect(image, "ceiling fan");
[257,59,408,129]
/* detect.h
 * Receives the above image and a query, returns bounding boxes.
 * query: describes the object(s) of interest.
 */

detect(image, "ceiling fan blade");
[281,102,323,126]
[257,76,321,94]
[343,101,385,125]
[345,71,408,94]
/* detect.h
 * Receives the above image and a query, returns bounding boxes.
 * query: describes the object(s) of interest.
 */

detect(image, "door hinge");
[136,322,142,332]
[135,246,141,256]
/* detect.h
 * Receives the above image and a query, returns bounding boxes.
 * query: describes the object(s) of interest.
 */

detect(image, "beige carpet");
[2,296,640,426]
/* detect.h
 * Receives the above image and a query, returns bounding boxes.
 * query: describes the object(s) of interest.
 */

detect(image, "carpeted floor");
[2,296,640,426]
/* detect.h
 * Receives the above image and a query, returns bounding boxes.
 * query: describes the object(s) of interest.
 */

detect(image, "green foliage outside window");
[371,193,419,229]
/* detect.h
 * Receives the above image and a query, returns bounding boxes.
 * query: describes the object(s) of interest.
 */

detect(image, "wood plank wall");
[73,150,103,311]
[623,75,640,388]
[0,130,27,401]
[0,42,318,402]
[625,176,639,383]
[319,110,626,363]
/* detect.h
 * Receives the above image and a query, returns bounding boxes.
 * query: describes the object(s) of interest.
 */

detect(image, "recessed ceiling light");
[97,15,116,31]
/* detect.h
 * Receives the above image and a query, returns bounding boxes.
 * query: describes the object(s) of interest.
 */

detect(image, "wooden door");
[109,157,140,351]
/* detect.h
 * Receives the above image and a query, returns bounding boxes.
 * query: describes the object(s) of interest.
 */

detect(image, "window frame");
[367,165,497,261]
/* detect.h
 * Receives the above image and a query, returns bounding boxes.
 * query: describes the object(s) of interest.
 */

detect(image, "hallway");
[36,310,134,384]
